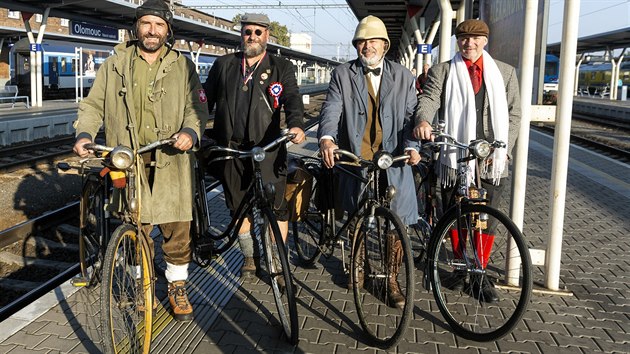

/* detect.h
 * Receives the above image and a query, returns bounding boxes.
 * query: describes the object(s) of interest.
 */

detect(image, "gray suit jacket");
[416,58,521,172]
[318,58,420,225]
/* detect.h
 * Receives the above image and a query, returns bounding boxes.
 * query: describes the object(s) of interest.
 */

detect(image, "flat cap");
[241,13,270,28]
[455,19,489,38]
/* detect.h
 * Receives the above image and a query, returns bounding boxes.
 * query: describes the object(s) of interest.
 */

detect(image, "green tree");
[232,14,290,47]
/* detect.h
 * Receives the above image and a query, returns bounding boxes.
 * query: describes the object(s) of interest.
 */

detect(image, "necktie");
[364,66,381,76]
[469,63,481,94]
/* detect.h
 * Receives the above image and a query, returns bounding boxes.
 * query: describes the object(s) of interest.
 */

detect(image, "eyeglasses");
[244,28,264,37]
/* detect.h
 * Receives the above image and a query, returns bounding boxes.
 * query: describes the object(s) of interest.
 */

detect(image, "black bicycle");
[291,149,415,349]
[416,126,533,341]
[191,130,299,345]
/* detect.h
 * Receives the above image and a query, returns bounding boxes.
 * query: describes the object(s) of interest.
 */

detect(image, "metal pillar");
[573,57,583,96]
[438,0,454,63]
[508,0,539,286]
[545,0,581,291]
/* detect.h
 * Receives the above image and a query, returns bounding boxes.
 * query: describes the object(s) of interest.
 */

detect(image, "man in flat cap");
[413,19,521,303]
[203,13,305,284]
[74,0,208,324]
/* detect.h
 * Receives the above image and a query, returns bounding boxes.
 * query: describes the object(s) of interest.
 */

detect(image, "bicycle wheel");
[428,204,533,341]
[291,177,325,266]
[76,178,106,288]
[101,224,153,354]
[259,206,299,345]
[190,198,215,267]
[352,207,415,349]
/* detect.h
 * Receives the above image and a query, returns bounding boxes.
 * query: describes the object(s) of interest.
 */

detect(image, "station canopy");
[547,27,630,55]
[0,0,336,66]
[346,0,478,60]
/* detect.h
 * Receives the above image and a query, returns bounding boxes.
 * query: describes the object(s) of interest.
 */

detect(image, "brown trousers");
[141,222,192,265]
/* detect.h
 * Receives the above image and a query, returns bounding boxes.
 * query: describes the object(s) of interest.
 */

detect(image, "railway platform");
[0,126,628,353]
[573,96,630,121]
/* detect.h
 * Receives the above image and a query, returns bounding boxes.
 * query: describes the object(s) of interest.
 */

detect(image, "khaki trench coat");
[74,41,209,224]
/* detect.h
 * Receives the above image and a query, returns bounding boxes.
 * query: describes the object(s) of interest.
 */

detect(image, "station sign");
[30,43,42,52]
[70,21,118,41]
[417,44,432,54]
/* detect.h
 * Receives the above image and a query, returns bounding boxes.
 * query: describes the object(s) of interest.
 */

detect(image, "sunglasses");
[244,28,265,36]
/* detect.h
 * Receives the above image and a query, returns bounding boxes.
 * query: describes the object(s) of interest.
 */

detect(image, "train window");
[61,58,67,73]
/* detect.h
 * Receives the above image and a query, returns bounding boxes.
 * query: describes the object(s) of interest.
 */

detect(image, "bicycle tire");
[260,206,299,345]
[428,204,533,341]
[101,224,154,354]
[190,198,214,267]
[352,206,414,349]
[291,177,325,266]
[77,178,106,288]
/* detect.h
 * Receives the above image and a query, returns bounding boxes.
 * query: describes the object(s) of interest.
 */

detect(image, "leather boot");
[168,281,194,322]
[386,232,405,309]
[240,256,261,278]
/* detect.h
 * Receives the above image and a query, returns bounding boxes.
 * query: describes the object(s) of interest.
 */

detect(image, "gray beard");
[359,54,382,67]
[244,42,267,58]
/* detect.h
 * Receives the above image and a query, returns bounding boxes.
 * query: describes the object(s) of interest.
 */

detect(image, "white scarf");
[441,50,509,187]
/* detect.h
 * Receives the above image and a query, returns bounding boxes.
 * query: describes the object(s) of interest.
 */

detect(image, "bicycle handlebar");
[206,129,296,164]
[82,138,177,154]
[333,148,410,169]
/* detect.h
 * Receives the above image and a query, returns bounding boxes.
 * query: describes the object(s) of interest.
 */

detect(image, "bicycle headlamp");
[110,146,135,170]
[252,147,266,162]
[374,151,394,169]
[472,140,491,159]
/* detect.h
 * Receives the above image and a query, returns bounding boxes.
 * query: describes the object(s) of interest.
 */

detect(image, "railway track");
[0,136,76,173]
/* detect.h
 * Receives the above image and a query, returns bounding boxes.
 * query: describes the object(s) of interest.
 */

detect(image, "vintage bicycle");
[61,138,177,353]
[414,126,533,341]
[190,130,299,345]
[291,149,415,349]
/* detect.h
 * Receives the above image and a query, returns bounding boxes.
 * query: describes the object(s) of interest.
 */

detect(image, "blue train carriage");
[543,54,560,104]
[183,52,217,83]
[9,38,113,98]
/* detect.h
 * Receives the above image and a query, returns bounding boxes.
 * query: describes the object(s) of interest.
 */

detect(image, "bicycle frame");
[192,131,296,258]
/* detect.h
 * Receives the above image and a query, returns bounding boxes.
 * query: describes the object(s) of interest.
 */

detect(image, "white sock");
[165,262,189,283]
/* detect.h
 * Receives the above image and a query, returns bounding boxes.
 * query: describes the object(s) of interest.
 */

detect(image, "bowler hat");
[455,19,489,38]
[241,13,271,28]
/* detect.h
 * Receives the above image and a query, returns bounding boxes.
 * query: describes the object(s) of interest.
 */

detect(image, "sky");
[547,0,630,44]
[182,0,358,60]
[182,0,630,60]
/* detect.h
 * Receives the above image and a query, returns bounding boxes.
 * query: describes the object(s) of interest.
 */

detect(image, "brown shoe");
[241,257,262,278]
[168,281,194,322]
[386,232,405,309]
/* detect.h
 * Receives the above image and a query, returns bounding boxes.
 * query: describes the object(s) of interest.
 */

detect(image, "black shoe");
[446,270,467,292]
[470,276,500,303]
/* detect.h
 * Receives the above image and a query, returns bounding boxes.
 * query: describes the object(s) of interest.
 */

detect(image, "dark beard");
[138,34,167,53]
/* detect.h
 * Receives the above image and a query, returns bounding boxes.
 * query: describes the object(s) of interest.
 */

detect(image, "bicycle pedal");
[71,277,89,287]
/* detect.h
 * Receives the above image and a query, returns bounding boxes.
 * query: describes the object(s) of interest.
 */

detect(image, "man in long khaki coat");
[73,0,208,321]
